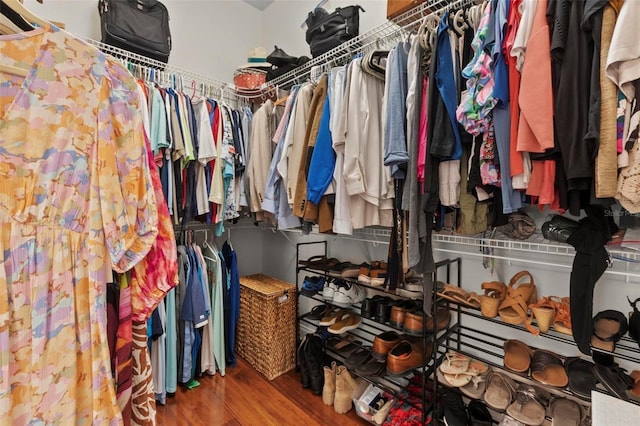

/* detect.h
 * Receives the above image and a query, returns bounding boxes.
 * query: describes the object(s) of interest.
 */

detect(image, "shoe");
[328,262,361,278]
[300,275,326,297]
[593,364,633,401]
[333,281,365,307]
[361,297,380,319]
[404,310,424,336]
[372,330,402,360]
[355,358,386,377]
[307,304,330,320]
[266,45,298,67]
[358,263,373,284]
[319,307,346,326]
[375,297,393,323]
[390,300,417,328]
[297,336,310,388]
[303,333,326,395]
[442,390,468,426]
[328,312,362,334]
[322,279,339,301]
[370,269,388,287]
[467,400,492,426]
[426,307,451,331]
[323,361,337,406]
[505,384,550,426]
[565,357,596,399]
[386,340,428,377]
[334,365,357,414]
[344,346,373,371]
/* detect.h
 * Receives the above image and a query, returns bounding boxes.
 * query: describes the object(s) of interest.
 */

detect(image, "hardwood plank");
[156,356,368,426]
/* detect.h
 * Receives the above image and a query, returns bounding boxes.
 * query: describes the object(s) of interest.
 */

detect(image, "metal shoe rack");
[432,234,640,425]
[295,240,462,424]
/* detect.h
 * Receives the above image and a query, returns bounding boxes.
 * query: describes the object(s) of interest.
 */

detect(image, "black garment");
[566,206,614,355]
[550,0,596,214]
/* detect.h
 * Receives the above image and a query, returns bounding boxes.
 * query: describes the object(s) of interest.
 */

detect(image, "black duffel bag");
[98,0,172,64]
[305,5,364,58]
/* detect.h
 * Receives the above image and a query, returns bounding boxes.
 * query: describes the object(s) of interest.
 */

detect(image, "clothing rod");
[83,37,253,101]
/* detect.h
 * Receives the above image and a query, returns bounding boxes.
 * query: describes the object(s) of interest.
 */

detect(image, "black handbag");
[305,5,364,58]
[98,0,172,64]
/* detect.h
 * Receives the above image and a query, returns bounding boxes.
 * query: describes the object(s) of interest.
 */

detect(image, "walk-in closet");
[2,0,640,425]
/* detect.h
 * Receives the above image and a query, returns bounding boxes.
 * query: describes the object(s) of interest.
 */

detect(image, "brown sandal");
[550,296,572,336]
[479,281,507,318]
[503,339,533,373]
[530,349,569,388]
[529,297,557,335]
[498,271,538,334]
[437,284,480,308]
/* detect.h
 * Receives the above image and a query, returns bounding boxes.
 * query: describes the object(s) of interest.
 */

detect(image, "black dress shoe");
[375,297,393,323]
[468,400,492,426]
[361,298,378,319]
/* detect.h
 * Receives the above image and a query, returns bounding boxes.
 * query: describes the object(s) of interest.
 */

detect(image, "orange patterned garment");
[0,26,158,423]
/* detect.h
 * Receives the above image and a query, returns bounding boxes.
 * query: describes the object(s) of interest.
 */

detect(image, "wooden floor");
[156,356,368,426]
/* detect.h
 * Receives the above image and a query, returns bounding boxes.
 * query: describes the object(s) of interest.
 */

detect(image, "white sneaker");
[333,281,365,308]
[322,279,338,301]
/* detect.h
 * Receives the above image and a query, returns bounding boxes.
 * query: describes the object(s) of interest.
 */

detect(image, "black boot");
[304,333,325,395]
[297,336,310,388]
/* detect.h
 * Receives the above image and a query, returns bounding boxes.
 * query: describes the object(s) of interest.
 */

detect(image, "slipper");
[550,398,581,426]
[483,372,516,412]
[443,372,473,387]
[506,384,550,426]
[298,255,327,267]
[503,339,533,373]
[327,261,361,278]
[565,357,596,400]
[479,281,507,318]
[439,351,471,375]
[468,359,490,376]
[591,310,628,352]
[530,349,569,388]
[498,271,538,334]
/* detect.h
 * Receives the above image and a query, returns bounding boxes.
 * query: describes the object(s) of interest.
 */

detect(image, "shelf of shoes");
[437,299,640,365]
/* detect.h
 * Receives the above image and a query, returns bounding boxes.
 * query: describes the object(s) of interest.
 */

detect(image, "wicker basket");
[236,274,297,380]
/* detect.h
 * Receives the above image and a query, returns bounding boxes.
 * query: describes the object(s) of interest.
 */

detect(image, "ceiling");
[242,0,275,11]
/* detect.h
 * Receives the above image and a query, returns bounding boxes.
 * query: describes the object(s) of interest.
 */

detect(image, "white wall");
[261,0,388,60]
[24,0,264,81]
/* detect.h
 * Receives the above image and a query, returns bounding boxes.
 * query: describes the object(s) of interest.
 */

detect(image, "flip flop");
[439,351,471,375]
[530,349,569,388]
[592,310,628,352]
[483,372,516,412]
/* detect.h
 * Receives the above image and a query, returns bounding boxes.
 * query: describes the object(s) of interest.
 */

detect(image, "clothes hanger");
[453,8,468,37]
[2,0,49,29]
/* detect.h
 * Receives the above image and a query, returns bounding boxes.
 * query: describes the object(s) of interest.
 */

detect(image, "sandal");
[591,310,628,352]
[498,271,538,334]
[439,351,471,375]
[483,372,517,411]
[530,349,569,388]
[505,384,550,426]
[503,339,533,373]
[550,296,572,335]
[479,281,507,318]
[437,284,481,309]
[530,297,557,334]
[565,357,597,400]
[550,398,582,426]
[460,372,489,400]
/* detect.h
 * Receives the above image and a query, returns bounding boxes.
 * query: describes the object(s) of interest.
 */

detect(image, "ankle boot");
[322,361,337,405]
[334,366,356,414]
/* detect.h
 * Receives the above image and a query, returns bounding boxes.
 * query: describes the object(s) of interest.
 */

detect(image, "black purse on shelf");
[305,5,365,58]
[98,0,172,64]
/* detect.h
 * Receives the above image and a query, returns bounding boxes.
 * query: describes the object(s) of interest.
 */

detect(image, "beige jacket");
[247,100,275,215]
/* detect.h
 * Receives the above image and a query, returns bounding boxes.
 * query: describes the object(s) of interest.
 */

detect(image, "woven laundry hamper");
[237,274,297,380]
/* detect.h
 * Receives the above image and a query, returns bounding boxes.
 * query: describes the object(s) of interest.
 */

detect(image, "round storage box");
[233,68,267,90]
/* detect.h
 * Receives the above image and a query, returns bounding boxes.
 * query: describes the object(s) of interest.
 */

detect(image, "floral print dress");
[0,26,158,424]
